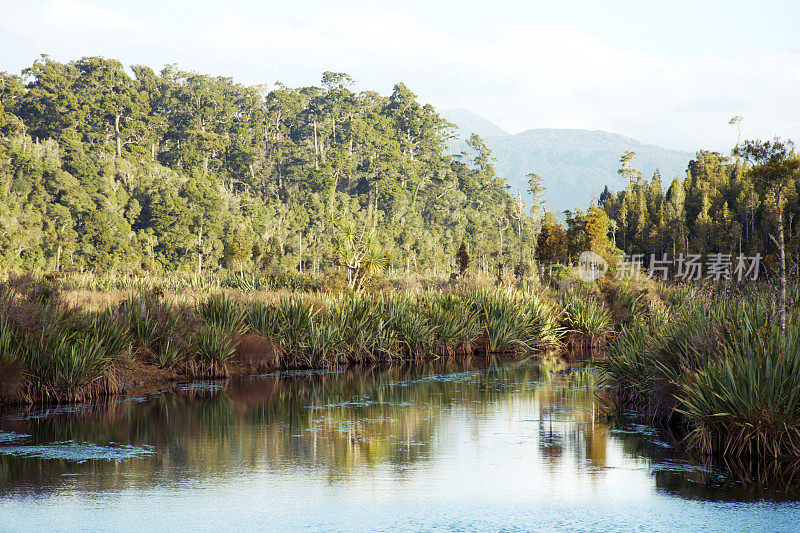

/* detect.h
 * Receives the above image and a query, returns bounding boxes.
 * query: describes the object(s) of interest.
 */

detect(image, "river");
[0,358,798,532]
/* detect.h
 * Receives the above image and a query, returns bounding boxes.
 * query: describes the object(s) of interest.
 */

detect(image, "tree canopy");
[0,56,536,275]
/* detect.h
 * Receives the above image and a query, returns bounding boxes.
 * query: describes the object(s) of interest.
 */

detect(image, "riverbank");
[0,274,579,405]
[7,271,799,463]
[600,281,800,460]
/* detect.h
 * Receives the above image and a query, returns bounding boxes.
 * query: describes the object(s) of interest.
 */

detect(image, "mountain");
[441,110,694,214]
[439,108,510,140]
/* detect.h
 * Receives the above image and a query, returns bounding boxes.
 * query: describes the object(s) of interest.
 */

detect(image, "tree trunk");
[518,220,523,286]
[517,190,524,286]
[115,114,122,157]
[313,120,319,170]
[778,197,787,333]
[197,219,204,277]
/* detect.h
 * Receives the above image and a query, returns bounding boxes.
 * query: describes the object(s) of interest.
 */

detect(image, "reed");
[4,307,127,402]
[385,294,436,358]
[331,295,398,362]
[470,289,561,354]
[189,324,236,377]
[424,293,481,356]
[119,294,180,350]
[197,293,247,335]
[54,270,322,294]
[676,306,800,459]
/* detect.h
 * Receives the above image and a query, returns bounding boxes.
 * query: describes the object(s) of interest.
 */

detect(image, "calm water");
[0,358,798,532]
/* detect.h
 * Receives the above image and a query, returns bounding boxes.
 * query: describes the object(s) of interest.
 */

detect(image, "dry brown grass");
[61,287,299,311]
[234,333,283,371]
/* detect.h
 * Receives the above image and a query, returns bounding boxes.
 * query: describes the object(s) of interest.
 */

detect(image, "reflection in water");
[1,357,799,531]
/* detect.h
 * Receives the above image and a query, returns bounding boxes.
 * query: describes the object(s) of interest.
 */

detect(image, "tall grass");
[600,289,800,459]
[0,291,131,402]
[424,293,481,356]
[189,324,236,377]
[243,290,561,367]
[559,289,612,345]
[471,289,561,354]
[1,277,564,404]
[54,270,322,294]
[197,294,247,335]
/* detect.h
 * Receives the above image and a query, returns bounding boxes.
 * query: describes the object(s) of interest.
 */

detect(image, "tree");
[526,172,546,275]
[456,241,469,276]
[74,57,148,157]
[0,55,538,278]
[224,226,253,275]
[728,115,743,153]
[618,151,642,188]
[537,212,568,264]
[736,138,800,332]
[584,204,614,258]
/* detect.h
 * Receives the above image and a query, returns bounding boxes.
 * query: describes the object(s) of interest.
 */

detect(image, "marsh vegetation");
[0,273,572,405]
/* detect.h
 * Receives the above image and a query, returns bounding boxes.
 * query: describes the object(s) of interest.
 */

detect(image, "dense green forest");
[594,147,800,272]
[1,55,798,279]
[530,145,800,278]
[0,55,541,277]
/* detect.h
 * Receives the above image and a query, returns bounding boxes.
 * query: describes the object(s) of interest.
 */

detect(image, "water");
[0,358,798,532]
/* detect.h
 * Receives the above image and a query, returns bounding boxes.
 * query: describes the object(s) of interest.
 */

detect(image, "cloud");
[2,1,800,152]
[43,0,140,30]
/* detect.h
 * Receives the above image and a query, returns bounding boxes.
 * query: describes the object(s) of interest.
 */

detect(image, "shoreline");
[0,350,565,408]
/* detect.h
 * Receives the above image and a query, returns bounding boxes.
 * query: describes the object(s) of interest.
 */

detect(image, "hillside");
[443,109,694,213]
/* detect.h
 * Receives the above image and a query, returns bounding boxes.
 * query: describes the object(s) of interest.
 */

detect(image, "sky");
[1,0,799,152]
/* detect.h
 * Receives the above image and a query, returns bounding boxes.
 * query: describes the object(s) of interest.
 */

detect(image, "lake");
[0,358,798,532]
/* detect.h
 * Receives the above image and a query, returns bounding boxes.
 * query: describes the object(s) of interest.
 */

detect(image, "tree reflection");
[1,357,797,502]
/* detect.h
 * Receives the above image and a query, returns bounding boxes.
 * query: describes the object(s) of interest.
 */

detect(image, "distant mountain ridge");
[440,107,510,140]
[439,109,694,213]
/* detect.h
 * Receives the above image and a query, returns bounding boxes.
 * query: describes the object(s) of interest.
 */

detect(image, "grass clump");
[559,289,613,346]
[0,275,564,404]
[0,286,131,403]
[600,289,800,460]
[189,324,237,377]
[197,293,247,335]
[471,289,561,354]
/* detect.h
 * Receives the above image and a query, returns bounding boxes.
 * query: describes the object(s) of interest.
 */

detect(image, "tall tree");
[736,138,800,331]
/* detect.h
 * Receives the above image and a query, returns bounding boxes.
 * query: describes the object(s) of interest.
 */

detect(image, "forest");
[2,56,798,281]
[595,145,799,272]
[0,55,546,279]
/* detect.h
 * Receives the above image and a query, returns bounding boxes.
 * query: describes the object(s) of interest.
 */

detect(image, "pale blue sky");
[1,0,799,152]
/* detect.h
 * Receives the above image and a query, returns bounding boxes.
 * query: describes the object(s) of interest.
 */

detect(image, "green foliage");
[0,296,129,400]
[1,274,568,403]
[424,293,481,355]
[0,56,533,278]
[470,289,560,353]
[596,144,800,275]
[192,324,236,365]
[120,294,181,351]
[559,289,612,342]
[197,293,247,335]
